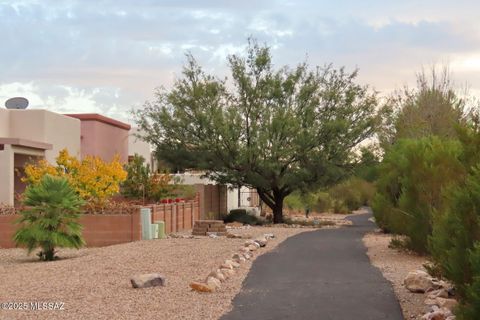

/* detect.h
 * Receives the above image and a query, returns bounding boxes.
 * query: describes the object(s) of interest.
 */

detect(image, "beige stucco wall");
[0,109,81,205]
[128,128,152,165]
[4,109,81,162]
[0,109,10,137]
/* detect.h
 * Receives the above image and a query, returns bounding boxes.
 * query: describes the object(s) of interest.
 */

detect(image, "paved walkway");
[221,210,404,320]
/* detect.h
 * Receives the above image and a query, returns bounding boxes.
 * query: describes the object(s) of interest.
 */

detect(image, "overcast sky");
[1,0,479,123]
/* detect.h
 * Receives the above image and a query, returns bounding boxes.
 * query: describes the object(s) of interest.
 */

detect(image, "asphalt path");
[221,210,404,320]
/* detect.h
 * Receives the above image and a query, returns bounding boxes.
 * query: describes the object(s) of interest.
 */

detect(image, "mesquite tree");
[135,40,380,223]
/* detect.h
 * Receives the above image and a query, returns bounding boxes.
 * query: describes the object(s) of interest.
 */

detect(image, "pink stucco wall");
[66,114,130,163]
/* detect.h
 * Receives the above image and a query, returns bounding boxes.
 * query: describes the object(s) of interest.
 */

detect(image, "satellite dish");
[5,97,29,109]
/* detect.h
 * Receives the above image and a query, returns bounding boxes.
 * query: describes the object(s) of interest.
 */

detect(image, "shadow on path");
[221,209,404,320]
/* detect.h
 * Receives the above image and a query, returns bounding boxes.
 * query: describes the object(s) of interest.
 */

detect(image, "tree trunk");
[273,194,284,224]
[256,189,285,224]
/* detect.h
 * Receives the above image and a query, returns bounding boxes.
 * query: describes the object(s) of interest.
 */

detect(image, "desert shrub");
[430,167,480,300]
[23,149,127,207]
[121,154,151,199]
[316,192,332,213]
[121,155,196,202]
[328,177,375,213]
[13,175,85,261]
[373,137,465,253]
[224,209,262,225]
[456,243,480,320]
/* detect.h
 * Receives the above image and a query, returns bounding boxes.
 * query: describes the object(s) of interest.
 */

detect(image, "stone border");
[189,233,274,293]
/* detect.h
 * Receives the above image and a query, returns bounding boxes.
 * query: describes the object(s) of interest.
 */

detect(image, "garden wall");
[146,199,200,234]
[0,198,200,248]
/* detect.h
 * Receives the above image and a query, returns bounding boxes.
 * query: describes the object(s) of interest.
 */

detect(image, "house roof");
[65,113,131,131]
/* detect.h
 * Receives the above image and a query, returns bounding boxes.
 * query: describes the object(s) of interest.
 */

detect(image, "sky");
[0,0,479,123]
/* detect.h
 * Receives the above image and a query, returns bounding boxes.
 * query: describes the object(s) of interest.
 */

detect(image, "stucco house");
[0,109,81,205]
[0,109,140,206]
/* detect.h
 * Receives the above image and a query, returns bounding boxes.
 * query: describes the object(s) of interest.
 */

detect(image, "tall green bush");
[430,167,480,301]
[14,175,85,261]
[372,136,465,253]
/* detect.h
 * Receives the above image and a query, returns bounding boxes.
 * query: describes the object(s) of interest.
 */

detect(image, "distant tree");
[380,66,467,149]
[135,40,381,223]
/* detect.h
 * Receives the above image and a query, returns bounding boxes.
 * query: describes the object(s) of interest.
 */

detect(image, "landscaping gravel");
[0,227,308,320]
[363,231,428,320]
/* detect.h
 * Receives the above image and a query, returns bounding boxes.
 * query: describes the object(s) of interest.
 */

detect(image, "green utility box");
[154,221,166,239]
[141,208,152,240]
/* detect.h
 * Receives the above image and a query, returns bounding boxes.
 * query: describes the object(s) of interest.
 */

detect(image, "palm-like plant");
[14,174,85,261]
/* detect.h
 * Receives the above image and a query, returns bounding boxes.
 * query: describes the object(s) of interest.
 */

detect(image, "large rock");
[130,273,166,288]
[404,270,434,293]
[190,281,214,293]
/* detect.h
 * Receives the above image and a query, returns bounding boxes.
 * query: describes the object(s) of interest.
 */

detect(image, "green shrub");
[456,243,480,320]
[316,192,332,213]
[284,192,304,211]
[328,177,375,213]
[430,167,480,300]
[372,137,465,253]
[13,175,85,261]
[224,209,262,225]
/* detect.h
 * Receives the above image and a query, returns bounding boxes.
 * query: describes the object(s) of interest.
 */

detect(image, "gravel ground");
[363,231,428,320]
[0,226,310,320]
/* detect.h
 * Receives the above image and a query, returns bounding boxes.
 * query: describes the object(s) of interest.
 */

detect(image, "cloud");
[0,0,479,122]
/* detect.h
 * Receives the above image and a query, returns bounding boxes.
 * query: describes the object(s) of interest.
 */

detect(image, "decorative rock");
[254,238,267,247]
[131,273,166,288]
[232,253,247,263]
[239,247,250,254]
[208,233,218,238]
[220,268,235,278]
[427,289,449,299]
[435,298,457,311]
[208,269,226,282]
[247,244,258,252]
[231,261,240,268]
[232,253,242,261]
[221,260,234,270]
[424,298,437,306]
[227,233,242,239]
[206,276,221,290]
[404,270,434,293]
[421,307,452,320]
[243,253,251,260]
[190,281,214,293]
[244,240,257,247]
[264,233,275,239]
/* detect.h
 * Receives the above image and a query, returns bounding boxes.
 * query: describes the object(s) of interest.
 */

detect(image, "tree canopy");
[135,40,381,222]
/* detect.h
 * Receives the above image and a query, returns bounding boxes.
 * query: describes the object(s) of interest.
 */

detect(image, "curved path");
[221,210,404,320]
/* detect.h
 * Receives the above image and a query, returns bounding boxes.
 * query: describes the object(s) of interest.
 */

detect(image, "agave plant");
[14,174,85,261]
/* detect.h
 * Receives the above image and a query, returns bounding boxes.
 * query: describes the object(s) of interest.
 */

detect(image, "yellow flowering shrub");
[23,149,127,206]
